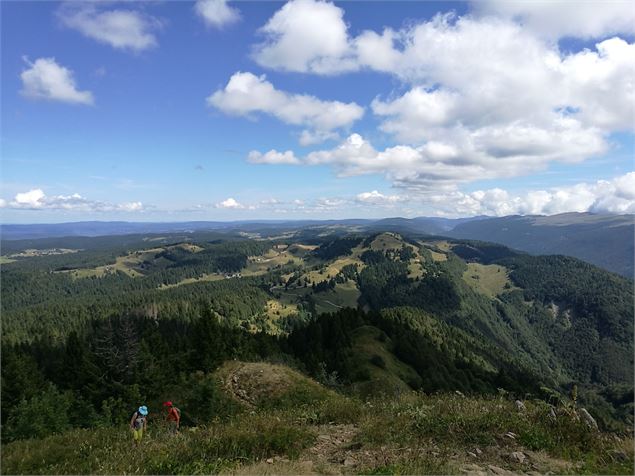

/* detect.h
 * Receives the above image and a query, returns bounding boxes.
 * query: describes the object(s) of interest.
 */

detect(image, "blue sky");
[1,0,634,223]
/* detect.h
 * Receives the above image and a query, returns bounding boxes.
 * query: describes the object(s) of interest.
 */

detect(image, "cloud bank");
[2,189,146,212]
[247,0,634,193]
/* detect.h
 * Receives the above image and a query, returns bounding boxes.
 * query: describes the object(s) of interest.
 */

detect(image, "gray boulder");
[579,408,598,430]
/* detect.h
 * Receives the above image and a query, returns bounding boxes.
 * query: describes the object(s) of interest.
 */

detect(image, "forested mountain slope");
[448,213,635,277]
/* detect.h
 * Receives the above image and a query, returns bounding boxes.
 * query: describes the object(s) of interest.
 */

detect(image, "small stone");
[343,457,355,467]
[475,448,483,455]
[266,458,274,464]
[468,451,478,458]
[509,451,526,464]
[515,400,526,412]
[610,450,628,462]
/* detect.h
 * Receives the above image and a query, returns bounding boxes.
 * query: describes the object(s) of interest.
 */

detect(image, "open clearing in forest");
[159,273,225,289]
[313,281,360,314]
[265,298,299,320]
[302,256,363,284]
[462,263,513,298]
[61,253,150,279]
[57,244,199,280]
[243,248,304,277]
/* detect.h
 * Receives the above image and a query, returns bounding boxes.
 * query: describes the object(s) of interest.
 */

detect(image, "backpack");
[133,413,146,430]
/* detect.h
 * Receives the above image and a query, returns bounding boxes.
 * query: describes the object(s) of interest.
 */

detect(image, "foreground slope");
[2,361,633,475]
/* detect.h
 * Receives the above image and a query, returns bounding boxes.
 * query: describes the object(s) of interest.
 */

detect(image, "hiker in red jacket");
[163,401,180,434]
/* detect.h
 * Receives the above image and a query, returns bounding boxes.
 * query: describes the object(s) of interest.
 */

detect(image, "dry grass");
[430,250,447,262]
[265,299,299,320]
[216,361,335,409]
[369,233,406,251]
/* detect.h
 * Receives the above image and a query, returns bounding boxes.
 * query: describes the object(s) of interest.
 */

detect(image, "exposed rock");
[509,451,526,464]
[579,408,598,430]
[343,457,355,467]
[266,458,274,464]
[515,400,526,412]
[488,464,515,475]
[475,448,483,455]
[461,463,487,476]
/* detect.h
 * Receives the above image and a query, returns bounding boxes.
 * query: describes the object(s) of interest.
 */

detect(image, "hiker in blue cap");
[130,405,148,446]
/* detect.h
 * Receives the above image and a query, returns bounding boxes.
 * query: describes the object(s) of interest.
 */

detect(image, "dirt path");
[322,300,343,310]
[299,424,359,473]
[226,423,361,475]
[224,363,256,407]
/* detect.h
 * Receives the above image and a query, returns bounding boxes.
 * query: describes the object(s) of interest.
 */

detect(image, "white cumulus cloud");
[58,4,161,51]
[355,191,402,205]
[215,197,244,209]
[20,57,94,105]
[247,150,300,165]
[207,72,363,144]
[195,0,240,28]
[252,0,356,74]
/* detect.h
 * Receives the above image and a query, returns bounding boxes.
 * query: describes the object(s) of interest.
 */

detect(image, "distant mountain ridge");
[447,213,635,277]
[0,216,486,240]
[2,212,633,276]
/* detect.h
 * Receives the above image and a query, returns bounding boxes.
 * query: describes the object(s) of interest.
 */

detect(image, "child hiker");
[130,405,148,446]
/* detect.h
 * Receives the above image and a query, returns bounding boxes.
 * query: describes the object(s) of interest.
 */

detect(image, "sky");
[1,0,634,223]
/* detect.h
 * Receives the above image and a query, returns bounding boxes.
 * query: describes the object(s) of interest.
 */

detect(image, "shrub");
[370,354,387,369]
[4,384,73,441]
